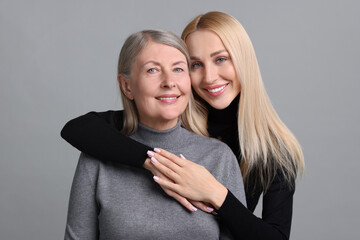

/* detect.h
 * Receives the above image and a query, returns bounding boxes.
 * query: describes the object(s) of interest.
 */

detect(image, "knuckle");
[165,169,173,177]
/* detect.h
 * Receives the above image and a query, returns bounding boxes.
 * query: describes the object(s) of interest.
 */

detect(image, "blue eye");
[216,57,227,63]
[191,62,202,69]
[174,68,183,72]
[147,68,156,73]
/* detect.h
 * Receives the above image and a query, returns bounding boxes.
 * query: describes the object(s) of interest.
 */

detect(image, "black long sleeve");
[217,174,294,240]
[207,94,294,239]
[61,110,151,168]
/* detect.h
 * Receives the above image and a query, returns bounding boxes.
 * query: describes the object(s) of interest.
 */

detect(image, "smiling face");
[185,30,241,109]
[120,40,191,130]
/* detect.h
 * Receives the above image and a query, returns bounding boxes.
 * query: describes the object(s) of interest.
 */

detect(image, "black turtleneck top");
[61,94,295,239]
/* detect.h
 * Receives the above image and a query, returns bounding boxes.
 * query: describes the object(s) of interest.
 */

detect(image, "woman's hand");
[143,158,214,213]
[147,148,228,210]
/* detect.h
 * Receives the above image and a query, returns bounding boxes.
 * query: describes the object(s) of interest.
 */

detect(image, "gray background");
[1,0,359,239]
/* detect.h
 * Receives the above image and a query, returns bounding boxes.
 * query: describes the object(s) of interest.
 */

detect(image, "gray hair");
[118,29,190,78]
[118,29,191,135]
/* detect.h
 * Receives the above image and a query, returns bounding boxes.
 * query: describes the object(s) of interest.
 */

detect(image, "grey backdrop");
[1,0,359,239]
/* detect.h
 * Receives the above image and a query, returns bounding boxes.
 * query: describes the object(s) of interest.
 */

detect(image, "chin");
[160,111,182,121]
[205,96,233,110]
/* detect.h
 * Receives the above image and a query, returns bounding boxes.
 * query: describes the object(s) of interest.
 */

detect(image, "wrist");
[209,183,228,210]
[143,158,151,171]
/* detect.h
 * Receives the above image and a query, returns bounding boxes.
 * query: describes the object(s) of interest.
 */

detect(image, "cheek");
[190,72,202,89]
[179,75,191,93]
[226,65,238,82]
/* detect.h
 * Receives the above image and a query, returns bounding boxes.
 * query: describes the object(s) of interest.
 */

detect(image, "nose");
[204,65,218,84]
[161,71,176,88]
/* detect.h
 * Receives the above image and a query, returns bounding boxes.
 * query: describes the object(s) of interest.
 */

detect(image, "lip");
[203,83,228,97]
[155,94,181,104]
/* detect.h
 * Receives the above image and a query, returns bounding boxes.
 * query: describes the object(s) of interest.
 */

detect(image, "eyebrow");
[190,49,228,60]
[172,61,187,66]
[142,60,187,66]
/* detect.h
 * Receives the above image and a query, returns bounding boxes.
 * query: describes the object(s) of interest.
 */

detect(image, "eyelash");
[147,67,184,73]
[174,68,184,72]
[216,57,228,63]
[191,62,202,69]
[147,68,157,73]
[191,57,229,70]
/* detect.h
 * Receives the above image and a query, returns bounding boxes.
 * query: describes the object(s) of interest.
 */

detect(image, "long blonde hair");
[182,11,305,192]
[118,29,208,137]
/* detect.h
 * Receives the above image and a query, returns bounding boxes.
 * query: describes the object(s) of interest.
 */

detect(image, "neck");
[130,120,185,149]
[139,118,179,131]
[207,93,240,123]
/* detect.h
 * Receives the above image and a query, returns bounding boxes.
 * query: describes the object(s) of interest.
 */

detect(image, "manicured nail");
[206,207,214,212]
[147,150,154,157]
[153,176,159,181]
[150,157,158,164]
[191,206,198,212]
[180,154,185,159]
[154,148,161,153]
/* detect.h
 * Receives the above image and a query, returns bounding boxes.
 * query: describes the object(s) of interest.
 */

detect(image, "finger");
[164,190,197,212]
[148,150,183,173]
[153,148,187,167]
[153,176,180,193]
[189,200,214,213]
[143,158,152,171]
[150,157,180,182]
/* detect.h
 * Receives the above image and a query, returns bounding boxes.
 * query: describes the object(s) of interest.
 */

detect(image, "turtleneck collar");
[206,93,240,124]
[206,93,241,160]
[129,120,185,149]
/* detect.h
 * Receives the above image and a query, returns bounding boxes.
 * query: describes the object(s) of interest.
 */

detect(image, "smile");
[156,97,178,100]
[155,95,180,103]
[204,84,228,96]
[207,85,226,93]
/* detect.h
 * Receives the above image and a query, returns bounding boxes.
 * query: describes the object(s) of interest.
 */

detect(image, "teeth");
[207,85,226,93]
[158,97,177,100]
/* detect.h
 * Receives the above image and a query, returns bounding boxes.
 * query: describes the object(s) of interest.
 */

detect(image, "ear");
[118,74,134,100]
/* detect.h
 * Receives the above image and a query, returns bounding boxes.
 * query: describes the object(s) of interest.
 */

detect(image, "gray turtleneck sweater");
[65,121,246,240]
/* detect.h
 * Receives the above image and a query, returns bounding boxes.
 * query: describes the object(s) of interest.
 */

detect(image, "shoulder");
[75,153,101,181]
[181,127,237,162]
[181,127,231,148]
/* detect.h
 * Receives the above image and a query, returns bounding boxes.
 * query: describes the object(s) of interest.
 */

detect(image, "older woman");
[64,29,246,240]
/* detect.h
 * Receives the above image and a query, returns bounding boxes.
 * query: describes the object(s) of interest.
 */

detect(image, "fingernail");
[153,176,159,181]
[180,154,185,159]
[147,150,154,157]
[191,206,198,212]
[206,207,214,212]
[154,148,161,153]
[150,157,158,164]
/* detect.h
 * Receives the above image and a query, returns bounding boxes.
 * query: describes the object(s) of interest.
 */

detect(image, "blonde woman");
[64,29,245,239]
[62,12,304,239]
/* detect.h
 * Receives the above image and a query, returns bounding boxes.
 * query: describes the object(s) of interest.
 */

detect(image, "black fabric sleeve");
[217,174,294,240]
[60,110,152,168]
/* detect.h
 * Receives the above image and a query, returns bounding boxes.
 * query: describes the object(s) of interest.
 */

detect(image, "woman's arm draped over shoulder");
[217,173,294,240]
[61,111,151,168]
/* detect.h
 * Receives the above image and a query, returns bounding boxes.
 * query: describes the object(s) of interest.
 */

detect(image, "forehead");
[185,30,226,54]
[135,41,186,64]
